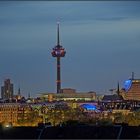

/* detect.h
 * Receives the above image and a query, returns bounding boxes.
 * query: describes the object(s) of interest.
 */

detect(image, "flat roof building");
[61,88,76,94]
[40,91,96,102]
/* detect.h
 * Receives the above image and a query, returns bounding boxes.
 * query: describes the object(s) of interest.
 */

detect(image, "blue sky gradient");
[0,1,140,97]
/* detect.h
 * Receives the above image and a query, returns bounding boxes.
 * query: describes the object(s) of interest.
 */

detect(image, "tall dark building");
[51,22,66,93]
[1,79,14,99]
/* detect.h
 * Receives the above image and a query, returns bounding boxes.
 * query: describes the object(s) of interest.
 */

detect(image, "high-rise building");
[1,79,14,99]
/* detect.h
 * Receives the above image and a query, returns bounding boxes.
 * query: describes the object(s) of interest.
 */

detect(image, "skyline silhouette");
[0,1,140,97]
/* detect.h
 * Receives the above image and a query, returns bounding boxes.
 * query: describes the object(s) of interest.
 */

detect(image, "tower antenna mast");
[57,22,60,46]
[51,22,66,93]
[132,72,134,80]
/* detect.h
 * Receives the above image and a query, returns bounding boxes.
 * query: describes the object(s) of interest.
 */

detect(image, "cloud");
[95,17,127,21]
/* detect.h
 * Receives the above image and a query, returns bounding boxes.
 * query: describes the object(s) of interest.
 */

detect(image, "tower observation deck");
[51,22,66,93]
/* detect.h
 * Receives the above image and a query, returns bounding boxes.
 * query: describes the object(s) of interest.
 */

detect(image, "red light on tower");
[51,22,66,93]
[51,47,66,57]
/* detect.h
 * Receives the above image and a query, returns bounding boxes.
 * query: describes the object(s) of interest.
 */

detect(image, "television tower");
[51,22,66,93]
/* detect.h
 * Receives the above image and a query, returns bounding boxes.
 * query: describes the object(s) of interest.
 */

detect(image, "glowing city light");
[124,79,132,92]
[81,104,97,111]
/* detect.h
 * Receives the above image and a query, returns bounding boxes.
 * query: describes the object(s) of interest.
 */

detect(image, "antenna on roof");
[28,93,30,98]
[132,72,134,80]
[117,81,120,96]
[57,21,60,46]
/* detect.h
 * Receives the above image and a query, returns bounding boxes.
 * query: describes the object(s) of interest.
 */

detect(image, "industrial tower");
[51,22,66,93]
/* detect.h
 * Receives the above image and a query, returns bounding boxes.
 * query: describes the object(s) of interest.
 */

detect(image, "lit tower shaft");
[51,23,66,93]
[57,57,61,93]
[57,23,61,93]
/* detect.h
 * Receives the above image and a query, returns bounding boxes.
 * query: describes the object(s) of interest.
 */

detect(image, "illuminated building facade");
[100,76,140,110]
[40,92,96,102]
[0,103,42,126]
[51,23,66,93]
[0,103,18,126]
[121,79,140,101]
[1,79,13,100]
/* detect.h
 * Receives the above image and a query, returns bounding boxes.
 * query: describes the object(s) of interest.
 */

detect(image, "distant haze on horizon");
[0,1,140,98]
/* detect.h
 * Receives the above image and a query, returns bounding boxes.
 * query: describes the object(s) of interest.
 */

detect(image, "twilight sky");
[0,1,140,98]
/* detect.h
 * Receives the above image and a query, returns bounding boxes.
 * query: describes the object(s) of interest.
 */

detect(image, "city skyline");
[0,1,140,97]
